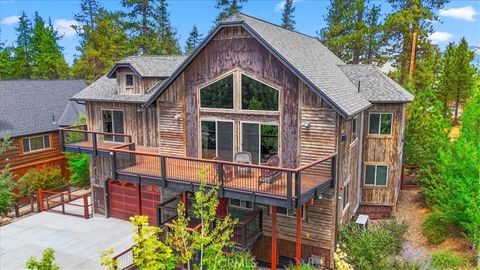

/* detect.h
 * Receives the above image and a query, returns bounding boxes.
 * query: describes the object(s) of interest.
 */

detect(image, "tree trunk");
[453,90,460,125]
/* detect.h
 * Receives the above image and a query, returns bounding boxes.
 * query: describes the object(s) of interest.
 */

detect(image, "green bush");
[223,251,256,270]
[0,166,15,216]
[26,248,59,270]
[430,251,468,270]
[338,219,408,270]
[17,166,66,196]
[66,153,90,187]
[422,211,448,244]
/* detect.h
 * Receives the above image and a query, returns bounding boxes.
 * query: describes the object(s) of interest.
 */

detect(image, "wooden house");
[62,14,413,268]
[0,80,86,180]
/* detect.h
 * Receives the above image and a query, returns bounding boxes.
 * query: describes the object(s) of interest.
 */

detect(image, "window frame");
[240,121,280,165]
[240,73,280,113]
[228,198,254,210]
[200,118,235,161]
[22,134,51,153]
[351,116,358,144]
[198,72,235,111]
[342,179,351,210]
[101,109,125,143]
[364,164,389,187]
[125,74,134,87]
[368,112,393,136]
[273,205,306,220]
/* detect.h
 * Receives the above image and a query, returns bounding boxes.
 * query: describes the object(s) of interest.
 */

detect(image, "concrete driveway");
[0,212,134,270]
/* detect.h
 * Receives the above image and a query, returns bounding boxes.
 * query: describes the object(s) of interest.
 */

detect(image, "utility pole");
[409,32,418,78]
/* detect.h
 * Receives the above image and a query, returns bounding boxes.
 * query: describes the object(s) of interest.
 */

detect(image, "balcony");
[60,126,336,208]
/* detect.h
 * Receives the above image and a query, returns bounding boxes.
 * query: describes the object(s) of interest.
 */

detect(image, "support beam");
[182,192,188,217]
[296,205,303,266]
[271,206,277,270]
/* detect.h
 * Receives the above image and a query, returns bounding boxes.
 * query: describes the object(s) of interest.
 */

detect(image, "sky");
[1,0,479,65]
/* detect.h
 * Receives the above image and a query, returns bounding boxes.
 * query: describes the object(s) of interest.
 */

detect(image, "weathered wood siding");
[361,103,405,206]
[116,67,161,95]
[0,132,69,180]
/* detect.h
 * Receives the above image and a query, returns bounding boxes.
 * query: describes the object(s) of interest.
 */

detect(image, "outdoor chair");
[258,155,282,188]
[234,151,252,177]
[212,157,234,183]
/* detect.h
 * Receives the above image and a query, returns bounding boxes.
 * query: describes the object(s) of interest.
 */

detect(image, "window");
[200,75,234,109]
[126,74,134,86]
[201,120,234,161]
[275,205,306,219]
[23,135,50,153]
[241,123,278,164]
[368,113,392,135]
[351,117,358,140]
[364,164,389,186]
[102,110,125,142]
[241,75,279,111]
[229,199,253,210]
[343,181,350,209]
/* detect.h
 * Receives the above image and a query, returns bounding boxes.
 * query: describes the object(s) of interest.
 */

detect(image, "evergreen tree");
[0,39,13,79]
[215,0,247,22]
[73,0,101,46]
[152,0,181,55]
[439,38,476,124]
[362,5,387,65]
[72,10,132,84]
[30,13,69,79]
[412,42,442,91]
[281,0,295,31]
[185,25,202,54]
[384,0,448,84]
[12,11,32,79]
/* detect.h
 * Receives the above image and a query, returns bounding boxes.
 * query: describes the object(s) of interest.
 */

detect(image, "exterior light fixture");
[303,121,311,128]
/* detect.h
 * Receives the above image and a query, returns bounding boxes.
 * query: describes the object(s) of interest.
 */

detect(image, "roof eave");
[107,63,143,78]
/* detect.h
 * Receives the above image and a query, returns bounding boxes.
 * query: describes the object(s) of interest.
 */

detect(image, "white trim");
[363,164,389,187]
[367,112,393,136]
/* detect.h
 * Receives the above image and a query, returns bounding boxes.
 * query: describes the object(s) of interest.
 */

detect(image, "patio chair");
[212,157,234,183]
[234,151,252,177]
[258,155,282,188]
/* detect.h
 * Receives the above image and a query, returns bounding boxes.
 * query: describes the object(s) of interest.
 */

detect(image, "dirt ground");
[395,189,475,263]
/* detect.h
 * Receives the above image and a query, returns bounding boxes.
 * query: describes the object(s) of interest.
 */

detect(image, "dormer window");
[126,74,134,86]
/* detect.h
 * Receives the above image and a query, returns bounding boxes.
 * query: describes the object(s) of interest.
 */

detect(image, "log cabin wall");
[360,103,405,207]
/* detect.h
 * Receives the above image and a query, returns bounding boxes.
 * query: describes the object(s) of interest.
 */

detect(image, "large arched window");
[200,74,233,109]
[241,75,279,111]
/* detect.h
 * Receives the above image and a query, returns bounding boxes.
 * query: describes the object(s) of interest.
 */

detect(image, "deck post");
[182,192,188,217]
[92,133,97,156]
[296,205,303,266]
[110,151,117,179]
[287,172,292,208]
[271,205,277,270]
[331,156,337,188]
[83,194,89,219]
[217,162,224,196]
[59,129,64,151]
[295,172,302,206]
[160,156,167,187]
[37,189,43,212]
[137,181,142,215]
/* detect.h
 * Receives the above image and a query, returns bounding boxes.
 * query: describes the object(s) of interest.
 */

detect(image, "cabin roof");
[107,55,187,78]
[339,65,414,103]
[0,80,86,139]
[144,13,373,117]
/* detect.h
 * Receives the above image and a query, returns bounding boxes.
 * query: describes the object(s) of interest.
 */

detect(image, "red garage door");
[109,179,161,225]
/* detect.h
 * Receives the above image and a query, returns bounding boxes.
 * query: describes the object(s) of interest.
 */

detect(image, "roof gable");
[107,55,187,78]
[144,13,372,117]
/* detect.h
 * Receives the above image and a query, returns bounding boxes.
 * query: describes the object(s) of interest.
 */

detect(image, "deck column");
[182,192,188,217]
[271,206,277,270]
[296,205,303,266]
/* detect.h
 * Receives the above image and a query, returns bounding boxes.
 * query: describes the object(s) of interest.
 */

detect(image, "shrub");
[222,251,256,270]
[430,251,468,270]
[0,166,15,216]
[66,153,90,187]
[26,248,59,270]
[17,166,66,196]
[338,219,408,270]
[422,211,448,244]
[286,263,318,270]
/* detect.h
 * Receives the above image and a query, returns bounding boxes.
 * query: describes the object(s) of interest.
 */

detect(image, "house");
[0,80,86,180]
[62,13,413,268]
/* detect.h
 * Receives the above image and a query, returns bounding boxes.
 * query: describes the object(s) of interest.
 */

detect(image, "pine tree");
[72,10,132,84]
[412,42,441,91]
[215,0,247,22]
[384,0,448,84]
[152,0,181,55]
[438,38,476,123]
[73,0,101,46]
[185,25,202,54]
[12,11,32,79]
[0,39,13,79]
[281,0,295,31]
[362,5,387,65]
[30,13,69,79]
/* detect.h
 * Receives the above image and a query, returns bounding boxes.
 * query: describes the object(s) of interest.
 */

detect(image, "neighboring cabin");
[0,80,86,180]
[62,13,413,269]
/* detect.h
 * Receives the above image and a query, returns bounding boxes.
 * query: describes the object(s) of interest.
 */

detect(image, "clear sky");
[1,0,479,65]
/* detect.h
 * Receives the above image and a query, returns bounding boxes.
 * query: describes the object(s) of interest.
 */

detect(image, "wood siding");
[361,103,405,206]
[0,132,69,181]
[116,67,162,95]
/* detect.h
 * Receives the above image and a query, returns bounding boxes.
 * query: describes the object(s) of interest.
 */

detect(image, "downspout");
[353,111,365,214]
[333,114,342,266]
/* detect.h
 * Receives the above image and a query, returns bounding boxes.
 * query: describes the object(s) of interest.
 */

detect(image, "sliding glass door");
[241,123,278,164]
[201,120,234,161]
[102,110,125,142]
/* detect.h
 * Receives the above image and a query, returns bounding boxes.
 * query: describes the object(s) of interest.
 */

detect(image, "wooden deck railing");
[60,127,337,203]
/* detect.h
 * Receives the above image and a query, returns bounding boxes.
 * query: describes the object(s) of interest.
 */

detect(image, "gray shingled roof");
[339,65,414,103]
[145,13,372,117]
[107,55,187,78]
[0,80,86,138]
[71,75,160,103]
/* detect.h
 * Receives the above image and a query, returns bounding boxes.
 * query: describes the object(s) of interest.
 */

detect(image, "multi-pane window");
[126,74,134,86]
[368,113,392,135]
[343,181,350,209]
[102,110,125,142]
[23,135,50,153]
[351,117,358,141]
[364,164,389,186]
[241,75,279,111]
[201,120,234,161]
[241,123,278,164]
[200,75,234,109]
[276,205,306,219]
[229,199,253,210]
